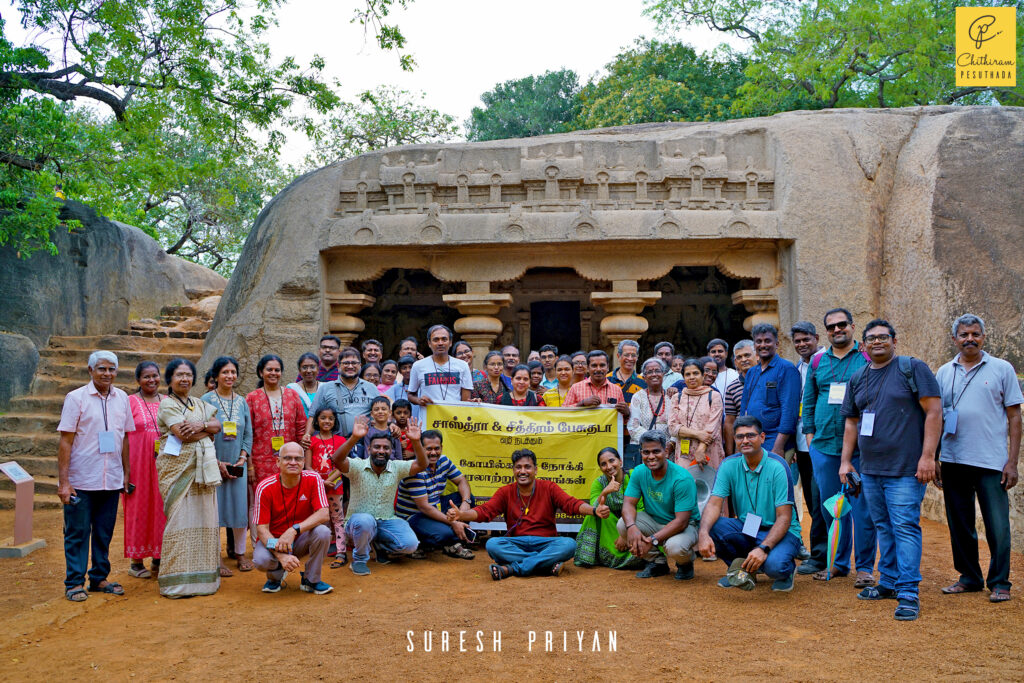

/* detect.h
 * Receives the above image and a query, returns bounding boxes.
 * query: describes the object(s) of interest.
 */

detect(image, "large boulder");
[0,333,38,407]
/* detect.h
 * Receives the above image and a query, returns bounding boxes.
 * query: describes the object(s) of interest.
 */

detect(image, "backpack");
[848,355,918,398]
[810,347,870,370]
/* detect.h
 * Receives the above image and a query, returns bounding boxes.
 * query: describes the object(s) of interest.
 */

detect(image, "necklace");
[432,356,451,401]
[517,483,536,516]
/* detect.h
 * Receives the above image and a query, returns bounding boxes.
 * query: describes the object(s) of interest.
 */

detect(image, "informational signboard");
[0,461,33,484]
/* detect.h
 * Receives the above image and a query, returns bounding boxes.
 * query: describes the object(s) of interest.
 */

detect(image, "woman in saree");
[470,350,507,404]
[541,355,574,407]
[573,447,644,570]
[156,358,222,598]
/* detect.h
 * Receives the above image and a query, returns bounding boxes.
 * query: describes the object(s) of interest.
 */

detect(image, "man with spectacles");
[304,335,341,382]
[304,346,381,440]
[839,319,941,621]
[935,314,1022,604]
[698,416,802,592]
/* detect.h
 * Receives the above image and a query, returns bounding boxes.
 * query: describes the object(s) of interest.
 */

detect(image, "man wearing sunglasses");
[801,308,877,587]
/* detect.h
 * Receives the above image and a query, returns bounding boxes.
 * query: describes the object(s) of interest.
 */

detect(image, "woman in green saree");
[574,447,644,570]
[156,358,223,598]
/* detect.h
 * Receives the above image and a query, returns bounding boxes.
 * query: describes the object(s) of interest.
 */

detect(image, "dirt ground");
[0,506,1020,682]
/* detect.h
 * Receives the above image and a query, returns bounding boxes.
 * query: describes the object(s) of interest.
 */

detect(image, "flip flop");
[551,562,564,577]
[128,566,152,579]
[236,558,255,572]
[989,588,1011,603]
[941,581,982,594]
[219,565,235,577]
[65,587,88,602]
[88,581,125,595]
[854,572,875,588]
[489,564,512,581]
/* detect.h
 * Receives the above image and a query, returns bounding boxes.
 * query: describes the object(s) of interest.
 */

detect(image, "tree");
[574,39,813,129]
[306,86,458,167]
[466,69,581,141]
[0,0,417,266]
[643,0,1024,114]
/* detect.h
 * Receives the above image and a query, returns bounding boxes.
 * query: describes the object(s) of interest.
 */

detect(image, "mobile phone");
[463,527,478,543]
[126,483,136,494]
[69,495,80,506]
[226,464,244,477]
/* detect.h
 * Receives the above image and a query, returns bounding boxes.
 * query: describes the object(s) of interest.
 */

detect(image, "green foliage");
[644,0,1024,113]
[306,86,458,167]
[466,69,581,141]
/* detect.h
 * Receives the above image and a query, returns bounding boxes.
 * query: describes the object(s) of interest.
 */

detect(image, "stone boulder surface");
[0,332,39,407]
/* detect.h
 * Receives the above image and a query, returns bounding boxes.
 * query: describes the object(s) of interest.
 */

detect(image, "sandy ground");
[0,506,1021,682]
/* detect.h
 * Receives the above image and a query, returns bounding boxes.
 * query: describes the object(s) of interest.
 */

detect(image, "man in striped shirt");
[564,350,627,413]
[396,430,475,559]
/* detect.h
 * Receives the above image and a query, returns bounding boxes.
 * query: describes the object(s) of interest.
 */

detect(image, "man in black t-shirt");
[839,319,941,622]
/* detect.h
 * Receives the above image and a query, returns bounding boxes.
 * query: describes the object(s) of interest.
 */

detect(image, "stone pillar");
[591,280,661,355]
[731,289,780,331]
[442,281,513,370]
[326,286,376,348]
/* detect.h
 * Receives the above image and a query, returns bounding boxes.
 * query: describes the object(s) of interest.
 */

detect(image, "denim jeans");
[407,513,459,548]
[345,513,419,563]
[862,473,925,600]
[810,447,877,574]
[941,462,1012,591]
[795,448,828,567]
[485,535,576,576]
[708,517,801,580]
[63,489,120,590]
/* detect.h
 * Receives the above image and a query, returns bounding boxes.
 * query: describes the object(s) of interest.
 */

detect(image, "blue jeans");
[345,513,419,563]
[810,447,877,574]
[862,473,925,600]
[708,517,801,580]
[485,535,576,577]
[406,492,474,548]
[63,489,120,590]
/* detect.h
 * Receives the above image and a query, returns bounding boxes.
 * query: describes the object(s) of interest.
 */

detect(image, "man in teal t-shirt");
[618,430,700,581]
[698,415,802,592]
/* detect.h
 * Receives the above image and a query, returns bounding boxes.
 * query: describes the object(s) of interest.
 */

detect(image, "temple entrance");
[530,301,581,354]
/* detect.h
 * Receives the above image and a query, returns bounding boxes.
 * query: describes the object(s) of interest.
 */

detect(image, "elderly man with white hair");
[57,350,135,602]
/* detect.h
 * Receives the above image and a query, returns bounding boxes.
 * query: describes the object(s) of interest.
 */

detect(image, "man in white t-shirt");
[707,338,740,396]
[408,324,474,425]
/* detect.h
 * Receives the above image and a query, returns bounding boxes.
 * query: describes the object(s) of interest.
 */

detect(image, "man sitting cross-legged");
[253,442,333,595]
[697,415,802,592]
[331,415,429,576]
[447,449,609,580]
[617,430,700,581]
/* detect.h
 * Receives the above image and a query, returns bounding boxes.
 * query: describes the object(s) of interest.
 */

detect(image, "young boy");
[391,399,415,460]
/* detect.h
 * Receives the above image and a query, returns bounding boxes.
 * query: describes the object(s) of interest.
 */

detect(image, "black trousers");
[796,449,828,566]
[941,462,1012,591]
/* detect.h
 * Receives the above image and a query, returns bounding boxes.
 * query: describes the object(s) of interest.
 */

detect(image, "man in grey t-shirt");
[935,314,1022,603]
[305,346,380,439]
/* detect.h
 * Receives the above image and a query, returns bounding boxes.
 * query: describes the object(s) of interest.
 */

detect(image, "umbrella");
[823,485,852,580]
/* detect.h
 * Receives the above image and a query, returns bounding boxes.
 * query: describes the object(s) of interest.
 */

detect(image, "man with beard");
[331,415,429,576]
[304,346,380,440]
[707,338,740,397]
[301,334,341,382]
[564,350,627,415]
[500,345,520,390]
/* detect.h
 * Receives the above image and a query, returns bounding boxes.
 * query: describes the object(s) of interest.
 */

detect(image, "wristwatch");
[292,524,302,535]
[266,538,278,551]
[650,537,661,548]
[758,544,771,554]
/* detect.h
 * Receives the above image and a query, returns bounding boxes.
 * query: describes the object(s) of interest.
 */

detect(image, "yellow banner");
[424,402,623,500]
[956,6,1017,86]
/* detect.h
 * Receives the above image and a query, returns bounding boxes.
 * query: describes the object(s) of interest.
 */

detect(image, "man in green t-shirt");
[698,415,802,592]
[617,430,700,581]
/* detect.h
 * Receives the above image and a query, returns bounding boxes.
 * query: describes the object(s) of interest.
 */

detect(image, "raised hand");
[406,416,421,441]
[446,499,461,523]
[351,415,370,440]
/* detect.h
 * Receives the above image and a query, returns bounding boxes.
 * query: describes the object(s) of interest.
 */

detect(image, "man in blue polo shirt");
[935,314,1022,604]
[697,415,802,592]
[740,323,801,457]
[395,429,476,560]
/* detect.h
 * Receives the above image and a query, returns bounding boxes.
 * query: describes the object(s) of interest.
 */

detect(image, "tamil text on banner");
[424,402,622,529]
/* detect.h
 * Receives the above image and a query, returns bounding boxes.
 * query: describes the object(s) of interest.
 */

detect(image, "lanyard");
[98,388,111,431]
[137,394,159,431]
[508,484,536,533]
[743,460,763,515]
[951,361,983,410]
[215,392,236,421]
[432,359,451,401]
[823,349,858,384]
[264,388,284,432]
[172,392,193,414]
[683,392,702,427]
[647,392,665,429]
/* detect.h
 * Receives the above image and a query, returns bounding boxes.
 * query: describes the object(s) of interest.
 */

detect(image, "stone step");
[0,473,59,496]
[0,413,61,434]
[0,454,59,477]
[0,490,62,510]
[35,358,198,384]
[120,329,208,340]
[30,376,138,396]
[7,394,69,413]
[0,432,60,460]
[38,348,201,367]
[48,334,204,355]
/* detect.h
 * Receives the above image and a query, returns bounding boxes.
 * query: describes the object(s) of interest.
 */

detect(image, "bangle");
[625,523,635,529]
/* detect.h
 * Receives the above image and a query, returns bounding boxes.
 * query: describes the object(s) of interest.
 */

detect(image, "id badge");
[271,435,285,451]
[164,434,183,456]
[860,412,875,437]
[154,439,160,455]
[678,439,691,456]
[943,409,958,436]
[223,420,238,441]
[98,431,117,454]
[742,513,762,537]
[828,382,847,405]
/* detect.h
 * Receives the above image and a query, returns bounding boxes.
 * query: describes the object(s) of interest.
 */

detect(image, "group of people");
[56,311,1020,621]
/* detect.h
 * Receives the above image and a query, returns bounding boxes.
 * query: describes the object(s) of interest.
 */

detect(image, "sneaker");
[726,558,757,591]
[796,562,825,575]
[858,585,897,601]
[894,598,920,621]
[373,542,391,565]
[351,560,371,576]
[771,569,796,592]
[262,579,283,593]
[300,577,334,595]
[635,561,670,579]
[797,544,811,561]
[674,562,695,581]
[717,575,735,589]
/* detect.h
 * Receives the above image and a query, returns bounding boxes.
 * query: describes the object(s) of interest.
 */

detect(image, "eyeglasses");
[865,334,891,343]
[320,344,339,350]
[734,432,760,442]
[339,360,360,366]
[825,321,850,332]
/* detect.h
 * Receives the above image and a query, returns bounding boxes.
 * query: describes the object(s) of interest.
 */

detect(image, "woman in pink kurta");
[245,354,307,485]
[668,358,725,468]
[123,362,167,577]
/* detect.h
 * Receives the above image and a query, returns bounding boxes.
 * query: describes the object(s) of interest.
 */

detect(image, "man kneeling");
[697,416,802,592]
[618,430,700,581]
[448,449,608,580]
[253,443,333,594]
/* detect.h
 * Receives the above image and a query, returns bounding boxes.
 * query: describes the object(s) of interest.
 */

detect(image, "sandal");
[128,565,152,579]
[551,562,564,577]
[989,588,1011,603]
[442,543,475,560]
[941,581,982,594]
[219,565,234,578]
[489,563,512,581]
[88,581,125,595]
[330,556,349,569]
[854,572,875,588]
[236,557,255,572]
[65,586,88,602]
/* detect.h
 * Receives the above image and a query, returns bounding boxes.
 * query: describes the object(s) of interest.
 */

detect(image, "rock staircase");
[0,298,218,508]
